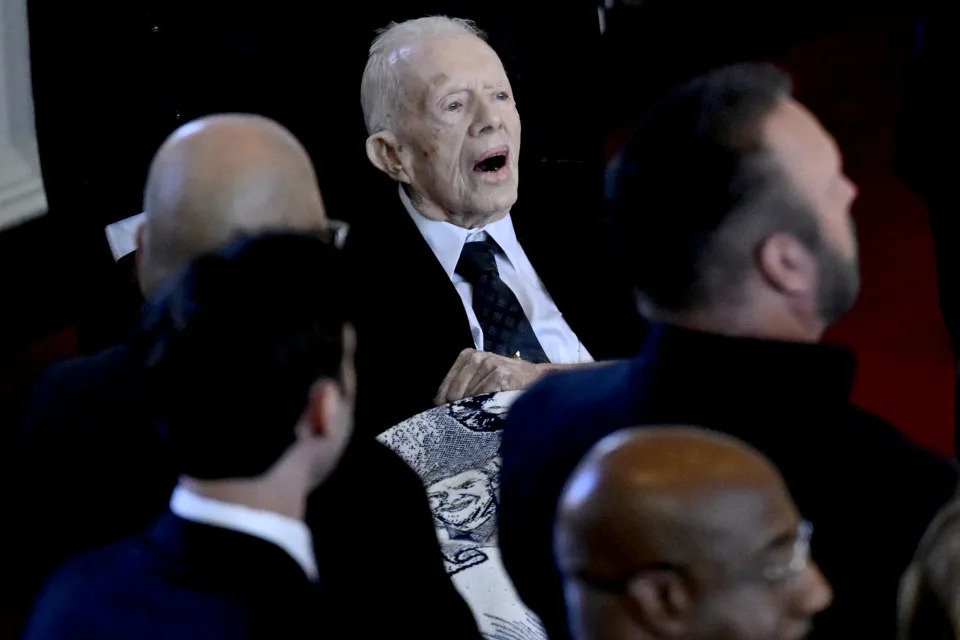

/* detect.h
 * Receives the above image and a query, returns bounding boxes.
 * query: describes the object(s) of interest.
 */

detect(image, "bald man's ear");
[757,232,817,297]
[624,569,693,638]
[365,132,411,184]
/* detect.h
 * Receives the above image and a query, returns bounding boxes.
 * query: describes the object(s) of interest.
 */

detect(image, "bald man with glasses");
[554,427,832,640]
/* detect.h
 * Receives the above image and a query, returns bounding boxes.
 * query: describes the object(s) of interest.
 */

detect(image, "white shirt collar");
[399,185,523,279]
[169,485,319,582]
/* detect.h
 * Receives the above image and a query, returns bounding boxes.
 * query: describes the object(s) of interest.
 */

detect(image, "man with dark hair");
[4,114,335,620]
[607,64,858,331]
[7,116,480,638]
[499,64,958,640]
[23,233,353,638]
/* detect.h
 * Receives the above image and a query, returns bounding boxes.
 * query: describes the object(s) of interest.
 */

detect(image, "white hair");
[360,16,485,135]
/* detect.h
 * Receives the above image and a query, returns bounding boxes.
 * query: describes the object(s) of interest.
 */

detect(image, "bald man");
[135,114,329,297]
[5,115,480,638]
[555,428,833,640]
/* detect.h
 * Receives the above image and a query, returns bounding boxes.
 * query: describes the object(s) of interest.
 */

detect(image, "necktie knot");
[455,238,500,282]
[452,237,549,363]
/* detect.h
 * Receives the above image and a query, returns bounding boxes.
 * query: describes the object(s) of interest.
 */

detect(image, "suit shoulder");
[24,539,149,636]
[508,360,633,426]
[22,344,136,422]
[17,343,142,455]
[848,405,959,492]
[34,343,133,390]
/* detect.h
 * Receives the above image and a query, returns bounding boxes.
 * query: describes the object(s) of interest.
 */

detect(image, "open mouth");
[473,147,509,173]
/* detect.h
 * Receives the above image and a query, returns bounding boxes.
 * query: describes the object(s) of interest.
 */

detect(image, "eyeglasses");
[328,219,349,249]
[761,520,814,583]
[572,519,815,592]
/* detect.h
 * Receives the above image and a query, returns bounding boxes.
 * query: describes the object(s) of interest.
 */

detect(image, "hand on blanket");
[434,349,551,405]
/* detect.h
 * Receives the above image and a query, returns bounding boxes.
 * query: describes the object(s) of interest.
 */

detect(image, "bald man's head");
[138,114,327,298]
[555,427,831,640]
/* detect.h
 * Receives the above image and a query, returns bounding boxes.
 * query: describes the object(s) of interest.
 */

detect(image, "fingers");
[435,349,485,405]
[436,349,474,399]
[464,366,503,398]
[435,350,545,405]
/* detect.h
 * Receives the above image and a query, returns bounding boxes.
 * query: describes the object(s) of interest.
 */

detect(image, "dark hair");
[607,63,821,313]
[140,231,347,480]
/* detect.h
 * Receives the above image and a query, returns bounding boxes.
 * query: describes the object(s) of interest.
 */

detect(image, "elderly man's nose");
[469,100,502,136]
[794,563,833,616]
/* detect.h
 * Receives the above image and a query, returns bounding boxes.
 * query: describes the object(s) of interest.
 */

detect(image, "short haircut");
[360,16,485,135]
[607,63,822,314]
[141,231,347,480]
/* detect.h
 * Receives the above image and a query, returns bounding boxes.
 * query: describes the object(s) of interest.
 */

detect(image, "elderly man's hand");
[434,349,551,405]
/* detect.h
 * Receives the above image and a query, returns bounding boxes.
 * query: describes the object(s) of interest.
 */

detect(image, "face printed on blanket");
[378,391,546,640]
[428,458,501,537]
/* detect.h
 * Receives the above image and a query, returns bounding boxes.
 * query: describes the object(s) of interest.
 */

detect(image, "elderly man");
[348,15,642,432]
[498,64,959,640]
[6,115,480,638]
[556,427,833,640]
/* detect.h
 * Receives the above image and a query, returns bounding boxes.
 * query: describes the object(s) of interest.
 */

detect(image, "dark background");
[3,0,900,354]
[1,0,946,456]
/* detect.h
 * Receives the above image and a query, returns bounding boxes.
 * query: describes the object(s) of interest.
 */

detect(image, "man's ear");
[624,570,693,638]
[302,379,344,440]
[757,232,816,296]
[365,131,411,184]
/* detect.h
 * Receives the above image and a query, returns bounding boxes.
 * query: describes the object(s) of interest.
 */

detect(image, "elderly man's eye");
[445,101,462,112]
[495,92,509,101]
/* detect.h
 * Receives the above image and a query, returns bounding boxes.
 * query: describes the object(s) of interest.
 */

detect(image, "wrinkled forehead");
[392,35,511,100]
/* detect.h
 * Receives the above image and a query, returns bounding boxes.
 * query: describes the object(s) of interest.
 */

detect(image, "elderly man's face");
[387,34,520,228]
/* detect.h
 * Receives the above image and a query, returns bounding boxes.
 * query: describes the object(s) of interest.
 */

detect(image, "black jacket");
[5,342,480,639]
[346,169,645,434]
[23,513,323,639]
[499,324,959,640]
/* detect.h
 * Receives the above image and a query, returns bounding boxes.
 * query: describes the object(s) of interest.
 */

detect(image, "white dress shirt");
[400,186,592,364]
[169,485,319,582]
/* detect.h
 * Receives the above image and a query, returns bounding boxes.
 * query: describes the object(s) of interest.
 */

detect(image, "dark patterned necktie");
[455,238,549,363]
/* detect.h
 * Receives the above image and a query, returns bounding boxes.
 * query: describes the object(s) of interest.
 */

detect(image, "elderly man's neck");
[407,187,508,229]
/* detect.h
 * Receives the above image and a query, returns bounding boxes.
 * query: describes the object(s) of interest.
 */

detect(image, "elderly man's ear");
[365,132,411,184]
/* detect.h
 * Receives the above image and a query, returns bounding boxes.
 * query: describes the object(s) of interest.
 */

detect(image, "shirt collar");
[170,485,319,582]
[399,185,522,278]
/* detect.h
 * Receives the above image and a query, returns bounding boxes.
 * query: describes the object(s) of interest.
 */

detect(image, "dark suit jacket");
[23,513,322,639]
[498,324,960,640]
[5,341,480,639]
[346,169,646,434]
